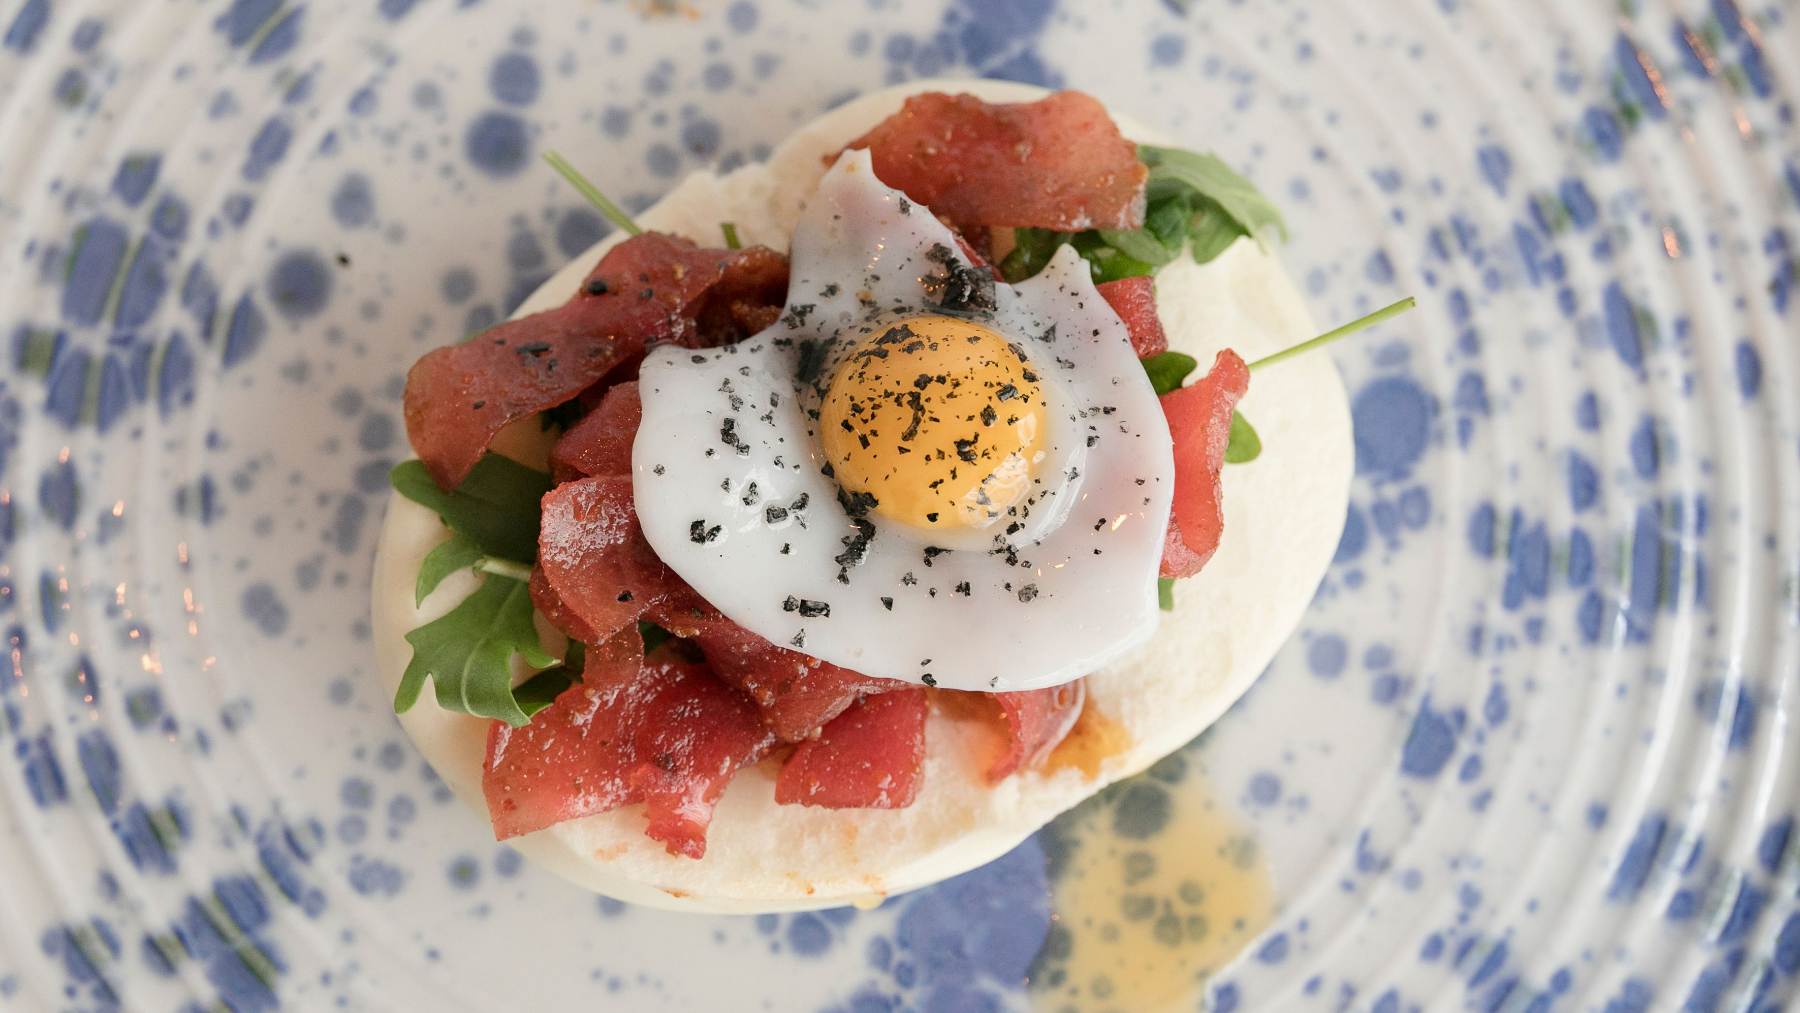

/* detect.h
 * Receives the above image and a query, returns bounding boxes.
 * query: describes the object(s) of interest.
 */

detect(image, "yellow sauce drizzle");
[1030,766,1274,1011]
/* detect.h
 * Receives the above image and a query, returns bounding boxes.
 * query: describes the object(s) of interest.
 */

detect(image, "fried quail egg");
[632,149,1173,692]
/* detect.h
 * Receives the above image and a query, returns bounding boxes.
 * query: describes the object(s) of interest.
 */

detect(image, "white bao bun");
[370,79,1352,913]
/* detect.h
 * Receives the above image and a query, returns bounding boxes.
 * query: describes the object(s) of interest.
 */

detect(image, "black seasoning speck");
[653,464,667,476]
[782,303,817,329]
[1017,584,1039,603]
[585,278,610,296]
[920,242,996,313]
[782,596,832,618]
[922,546,949,567]
[790,630,807,649]
[616,591,634,603]
[921,673,937,687]
[954,581,971,596]
[689,520,722,544]
[880,596,894,611]
[835,518,877,583]
[836,486,879,520]
[720,417,750,456]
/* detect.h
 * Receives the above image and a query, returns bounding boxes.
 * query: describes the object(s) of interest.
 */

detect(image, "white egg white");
[370,79,1352,912]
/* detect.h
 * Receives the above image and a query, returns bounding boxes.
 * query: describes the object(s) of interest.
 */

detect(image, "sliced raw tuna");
[774,689,929,809]
[653,599,906,742]
[404,235,786,489]
[1097,276,1168,358]
[483,635,773,856]
[538,475,681,645]
[985,680,1086,781]
[1160,349,1250,579]
[551,381,641,483]
[528,563,602,647]
[843,91,1147,234]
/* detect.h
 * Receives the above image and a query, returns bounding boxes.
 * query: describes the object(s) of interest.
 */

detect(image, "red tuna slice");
[529,563,602,647]
[483,635,773,855]
[985,680,1086,782]
[537,475,681,645]
[550,381,641,483]
[775,689,929,809]
[404,235,787,489]
[1159,349,1250,579]
[1097,276,1168,358]
[843,90,1147,234]
[648,597,906,743]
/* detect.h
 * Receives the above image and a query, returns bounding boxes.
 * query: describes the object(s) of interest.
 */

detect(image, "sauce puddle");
[1029,760,1273,1012]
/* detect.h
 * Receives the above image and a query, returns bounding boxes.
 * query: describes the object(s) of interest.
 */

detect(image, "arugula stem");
[475,557,534,583]
[721,222,742,249]
[543,151,643,236]
[1248,296,1417,373]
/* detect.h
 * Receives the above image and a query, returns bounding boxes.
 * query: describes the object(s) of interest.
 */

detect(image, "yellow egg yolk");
[820,315,1049,531]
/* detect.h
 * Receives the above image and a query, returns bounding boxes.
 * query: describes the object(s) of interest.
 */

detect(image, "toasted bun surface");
[370,79,1352,913]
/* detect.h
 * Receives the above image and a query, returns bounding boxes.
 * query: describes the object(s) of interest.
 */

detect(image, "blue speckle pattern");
[0,0,1795,1008]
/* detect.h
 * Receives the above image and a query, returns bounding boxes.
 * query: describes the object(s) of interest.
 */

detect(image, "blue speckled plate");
[2,0,1797,1009]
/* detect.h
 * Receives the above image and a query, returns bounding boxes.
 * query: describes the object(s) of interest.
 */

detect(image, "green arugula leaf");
[395,575,556,727]
[390,455,551,565]
[999,228,1071,283]
[1141,351,1199,395]
[415,532,484,605]
[513,665,578,718]
[1095,226,1178,269]
[1139,145,1287,243]
[1096,191,1191,270]
[1071,232,1157,283]
[999,147,1283,285]
[1157,577,1175,612]
[1225,410,1263,464]
[1187,199,1247,265]
[1143,192,1194,251]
